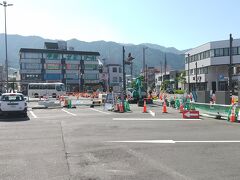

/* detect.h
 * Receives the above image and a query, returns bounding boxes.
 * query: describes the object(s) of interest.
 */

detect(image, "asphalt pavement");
[0,101,240,180]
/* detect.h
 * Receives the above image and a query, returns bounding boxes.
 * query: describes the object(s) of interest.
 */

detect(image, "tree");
[176,71,186,90]
[161,80,170,91]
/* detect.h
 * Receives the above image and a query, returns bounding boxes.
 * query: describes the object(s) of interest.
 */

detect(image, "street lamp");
[0,1,13,93]
[122,46,134,94]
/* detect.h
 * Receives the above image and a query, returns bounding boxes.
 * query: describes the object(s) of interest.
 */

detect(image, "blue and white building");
[185,38,240,93]
[19,41,100,93]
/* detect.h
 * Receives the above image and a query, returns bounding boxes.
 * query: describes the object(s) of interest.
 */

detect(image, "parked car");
[166,88,174,94]
[0,93,27,117]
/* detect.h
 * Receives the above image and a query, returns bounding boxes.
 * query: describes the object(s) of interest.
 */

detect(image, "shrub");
[174,89,185,94]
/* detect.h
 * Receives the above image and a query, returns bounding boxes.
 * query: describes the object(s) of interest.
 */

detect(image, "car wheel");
[23,113,28,117]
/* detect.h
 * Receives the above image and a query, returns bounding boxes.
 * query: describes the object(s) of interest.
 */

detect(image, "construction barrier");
[186,102,233,119]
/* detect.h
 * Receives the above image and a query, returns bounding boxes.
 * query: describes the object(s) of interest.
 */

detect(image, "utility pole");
[143,47,148,90]
[160,61,163,81]
[195,62,197,91]
[229,34,233,96]
[146,64,148,91]
[164,53,167,76]
[0,1,13,92]
[187,53,190,93]
[130,61,133,82]
[122,46,126,93]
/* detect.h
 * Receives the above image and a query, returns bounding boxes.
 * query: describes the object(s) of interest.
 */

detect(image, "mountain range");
[0,34,186,75]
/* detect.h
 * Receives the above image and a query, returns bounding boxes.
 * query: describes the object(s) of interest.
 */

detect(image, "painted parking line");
[113,118,201,121]
[29,110,37,118]
[61,109,77,116]
[106,140,240,144]
[90,108,111,115]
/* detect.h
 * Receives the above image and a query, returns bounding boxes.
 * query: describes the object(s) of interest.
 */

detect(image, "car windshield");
[1,94,24,101]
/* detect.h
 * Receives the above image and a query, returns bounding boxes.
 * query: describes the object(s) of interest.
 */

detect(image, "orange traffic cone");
[119,102,124,113]
[179,103,184,113]
[143,99,147,113]
[230,108,236,122]
[231,96,235,105]
[115,102,119,112]
[162,100,167,113]
[160,94,163,100]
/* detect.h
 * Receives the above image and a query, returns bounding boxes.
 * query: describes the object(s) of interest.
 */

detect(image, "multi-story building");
[185,39,240,93]
[106,64,123,92]
[155,70,182,93]
[19,41,100,93]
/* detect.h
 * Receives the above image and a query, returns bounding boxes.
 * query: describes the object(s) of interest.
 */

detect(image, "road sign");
[182,110,200,119]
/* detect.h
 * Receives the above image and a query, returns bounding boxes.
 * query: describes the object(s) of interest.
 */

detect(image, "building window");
[66,73,78,79]
[214,49,220,57]
[185,57,188,64]
[190,56,194,62]
[206,50,210,58]
[84,55,96,61]
[46,63,61,70]
[112,77,118,82]
[223,48,229,56]
[119,77,122,82]
[219,48,224,56]
[84,64,98,70]
[63,54,81,60]
[190,69,194,75]
[84,74,98,80]
[194,54,198,61]
[210,50,215,57]
[21,63,41,70]
[112,67,117,73]
[45,53,60,60]
[66,64,79,70]
[119,67,122,73]
[199,67,208,74]
[232,47,238,55]
[22,53,42,59]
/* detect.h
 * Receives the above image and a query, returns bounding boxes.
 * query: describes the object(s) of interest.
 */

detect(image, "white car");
[0,93,28,117]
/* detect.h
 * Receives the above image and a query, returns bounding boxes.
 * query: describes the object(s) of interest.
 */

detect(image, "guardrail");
[186,102,235,119]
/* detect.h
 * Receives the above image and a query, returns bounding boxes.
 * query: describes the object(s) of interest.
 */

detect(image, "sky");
[0,0,239,50]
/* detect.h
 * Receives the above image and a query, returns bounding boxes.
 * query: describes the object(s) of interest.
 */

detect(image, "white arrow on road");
[106,140,240,144]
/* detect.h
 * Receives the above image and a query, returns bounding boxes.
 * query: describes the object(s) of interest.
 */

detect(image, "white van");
[0,93,27,117]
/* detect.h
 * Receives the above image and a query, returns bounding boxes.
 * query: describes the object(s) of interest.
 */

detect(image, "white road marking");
[107,140,175,143]
[90,108,111,115]
[176,141,240,143]
[61,109,77,116]
[113,118,201,121]
[107,140,240,144]
[149,110,156,117]
[29,111,37,118]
